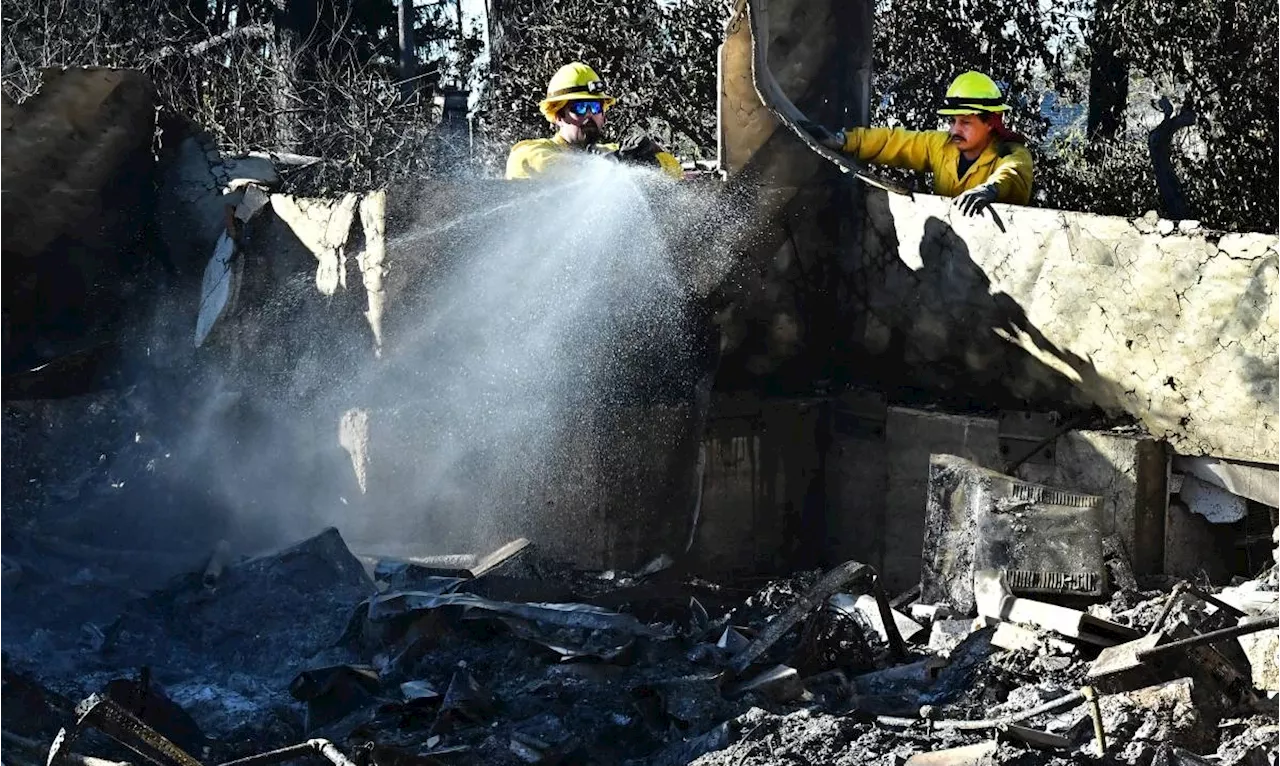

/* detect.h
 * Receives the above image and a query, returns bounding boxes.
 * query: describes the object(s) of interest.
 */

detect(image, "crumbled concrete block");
[1099,677,1212,755]
[1181,475,1249,523]
[1236,627,1279,692]
[928,619,973,657]
[991,621,1073,655]
[910,603,956,624]
[904,741,997,766]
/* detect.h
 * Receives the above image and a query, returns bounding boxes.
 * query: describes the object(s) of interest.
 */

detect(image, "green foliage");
[870,0,1277,232]
[1110,0,1278,232]
[473,0,726,173]
[871,0,1088,140]
[2,0,484,191]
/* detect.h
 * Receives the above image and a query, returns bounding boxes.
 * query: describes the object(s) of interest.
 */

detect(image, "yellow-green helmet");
[537,62,618,123]
[937,71,1010,115]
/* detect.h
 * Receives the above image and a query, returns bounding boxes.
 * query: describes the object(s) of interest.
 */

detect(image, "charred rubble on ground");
[3,516,1277,766]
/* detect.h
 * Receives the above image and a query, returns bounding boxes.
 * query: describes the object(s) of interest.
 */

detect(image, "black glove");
[955,184,999,217]
[796,119,844,150]
[612,132,665,167]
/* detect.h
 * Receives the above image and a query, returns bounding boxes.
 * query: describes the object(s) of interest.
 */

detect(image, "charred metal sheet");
[369,591,663,637]
[484,614,635,663]
[288,665,382,733]
[371,538,531,581]
[435,671,497,730]
[923,455,1109,612]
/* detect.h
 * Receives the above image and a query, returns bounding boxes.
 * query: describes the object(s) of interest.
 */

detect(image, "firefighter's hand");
[614,132,665,167]
[955,184,999,217]
[796,120,845,150]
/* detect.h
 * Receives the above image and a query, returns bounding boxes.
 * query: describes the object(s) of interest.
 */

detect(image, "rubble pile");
[3,523,1277,766]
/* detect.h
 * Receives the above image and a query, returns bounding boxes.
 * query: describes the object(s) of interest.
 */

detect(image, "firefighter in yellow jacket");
[801,71,1033,217]
[506,62,683,181]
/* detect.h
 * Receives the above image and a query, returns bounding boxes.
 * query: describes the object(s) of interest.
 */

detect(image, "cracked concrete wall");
[856,191,1279,464]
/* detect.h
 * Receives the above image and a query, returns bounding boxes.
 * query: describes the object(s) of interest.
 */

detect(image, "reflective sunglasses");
[568,100,604,116]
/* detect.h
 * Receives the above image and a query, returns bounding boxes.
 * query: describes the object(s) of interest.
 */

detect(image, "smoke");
[162,154,750,561]
[343,158,739,555]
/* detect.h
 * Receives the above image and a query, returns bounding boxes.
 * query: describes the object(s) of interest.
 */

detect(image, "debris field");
[4,519,1277,766]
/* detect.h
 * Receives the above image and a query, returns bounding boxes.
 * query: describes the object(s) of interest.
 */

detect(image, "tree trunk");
[1086,0,1129,141]
[1149,96,1195,221]
[398,0,417,100]
[272,0,320,151]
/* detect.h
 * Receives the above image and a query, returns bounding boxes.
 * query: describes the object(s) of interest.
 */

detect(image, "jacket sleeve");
[986,142,1034,205]
[506,141,565,180]
[841,128,947,173]
[656,151,685,180]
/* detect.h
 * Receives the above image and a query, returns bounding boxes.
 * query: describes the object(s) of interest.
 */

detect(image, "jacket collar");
[959,141,1001,180]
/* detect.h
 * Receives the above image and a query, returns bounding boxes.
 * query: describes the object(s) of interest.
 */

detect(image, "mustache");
[948,133,963,142]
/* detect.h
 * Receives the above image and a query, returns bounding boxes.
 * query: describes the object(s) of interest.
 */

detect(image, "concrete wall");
[853,192,1278,464]
[687,393,1169,588]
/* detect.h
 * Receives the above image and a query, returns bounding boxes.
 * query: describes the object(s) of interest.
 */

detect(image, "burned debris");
[6,478,1278,766]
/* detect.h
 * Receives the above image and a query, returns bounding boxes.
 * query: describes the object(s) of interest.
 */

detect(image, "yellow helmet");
[538,62,618,123]
[937,71,1010,115]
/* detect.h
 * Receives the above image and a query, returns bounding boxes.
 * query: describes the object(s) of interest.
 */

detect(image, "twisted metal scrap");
[48,694,358,766]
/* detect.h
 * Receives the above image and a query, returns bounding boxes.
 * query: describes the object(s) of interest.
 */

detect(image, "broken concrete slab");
[1180,475,1250,524]
[1174,455,1280,509]
[1234,626,1279,692]
[927,620,973,658]
[990,622,1074,655]
[974,569,1139,647]
[1099,678,1214,757]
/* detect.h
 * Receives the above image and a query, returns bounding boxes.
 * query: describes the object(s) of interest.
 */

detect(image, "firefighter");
[801,71,1033,217]
[506,62,683,180]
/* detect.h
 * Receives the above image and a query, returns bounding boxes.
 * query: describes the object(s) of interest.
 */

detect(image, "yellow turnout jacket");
[841,128,1033,204]
[506,136,684,180]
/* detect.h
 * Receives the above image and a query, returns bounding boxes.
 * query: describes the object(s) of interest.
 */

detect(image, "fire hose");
[735,0,910,196]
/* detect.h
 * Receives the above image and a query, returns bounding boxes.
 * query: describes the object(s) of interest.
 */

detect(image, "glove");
[613,132,665,167]
[955,184,999,217]
[796,119,845,150]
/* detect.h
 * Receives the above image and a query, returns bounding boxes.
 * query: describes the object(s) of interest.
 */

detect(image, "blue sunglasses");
[569,100,605,116]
